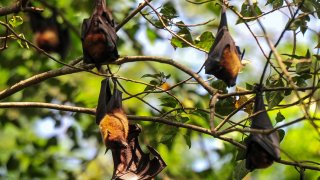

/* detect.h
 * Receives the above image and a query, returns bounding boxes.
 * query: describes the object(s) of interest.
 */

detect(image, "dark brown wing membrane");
[96,78,111,124]
[111,125,166,180]
[205,5,241,87]
[245,91,281,171]
[81,0,119,68]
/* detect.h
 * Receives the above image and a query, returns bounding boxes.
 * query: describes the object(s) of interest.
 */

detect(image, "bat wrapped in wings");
[245,86,281,171]
[204,5,242,87]
[96,78,166,179]
[81,0,119,71]
[96,78,128,149]
[28,8,70,59]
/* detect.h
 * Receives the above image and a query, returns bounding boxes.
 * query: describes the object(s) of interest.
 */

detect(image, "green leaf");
[160,2,178,20]
[266,0,284,9]
[141,73,161,79]
[292,76,308,87]
[9,16,23,28]
[266,76,285,109]
[215,97,236,116]
[160,96,178,108]
[296,62,311,74]
[170,28,193,49]
[236,2,262,24]
[272,0,284,9]
[282,53,306,59]
[183,134,191,149]
[160,129,178,150]
[246,83,254,90]
[277,129,285,142]
[233,160,250,180]
[276,111,285,123]
[191,109,209,120]
[177,116,189,123]
[146,27,159,44]
[194,31,214,52]
[211,80,228,93]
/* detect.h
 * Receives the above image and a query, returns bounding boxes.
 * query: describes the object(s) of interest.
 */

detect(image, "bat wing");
[106,81,122,113]
[205,29,236,71]
[81,18,95,64]
[245,91,281,170]
[98,16,118,50]
[251,93,280,159]
[112,124,166,180]
[204,5,241,87]
[251,93,274,129]
[96,78,112,124]
[249,133,280,160]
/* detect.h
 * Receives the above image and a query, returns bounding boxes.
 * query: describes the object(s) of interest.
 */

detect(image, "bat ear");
[96,78,111,124]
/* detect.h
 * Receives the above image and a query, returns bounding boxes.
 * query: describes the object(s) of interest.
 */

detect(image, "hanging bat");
[81,0,119,71]
[204,5,242,87]
[96,78,128,149]
[111,124,167,180]
[245,90,280,171]
[29,9,70,59]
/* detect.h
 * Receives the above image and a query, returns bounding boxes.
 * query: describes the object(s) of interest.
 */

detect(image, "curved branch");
[0,0,41,16]
[0,58,92,100]
[115,56,216,94]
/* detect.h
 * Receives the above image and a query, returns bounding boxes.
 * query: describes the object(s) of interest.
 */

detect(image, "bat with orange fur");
[81,0,119,71]
[245,87,281,171]
[29,9,70,59]
[96,78,128,149]
[96,78,166,179]
[205,5,242,87]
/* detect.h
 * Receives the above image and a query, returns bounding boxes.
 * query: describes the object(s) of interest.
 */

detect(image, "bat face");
[205,5,242,87]
[81,0,119,68]
[29,10,70,59]
[245,92,281,171]
[96,78,129,149]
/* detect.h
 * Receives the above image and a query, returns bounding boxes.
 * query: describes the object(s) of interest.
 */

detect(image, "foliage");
[0,0,319,179]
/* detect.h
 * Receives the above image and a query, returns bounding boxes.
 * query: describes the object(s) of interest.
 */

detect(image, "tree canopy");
[0,0,319,179]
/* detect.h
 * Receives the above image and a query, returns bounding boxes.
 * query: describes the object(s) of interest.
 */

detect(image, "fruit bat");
[29,9,70,59]
[111,124,167,180]
[204,5,242,87]
[245,90,280,171]
[81,0,119,71]
[96,78,129,149]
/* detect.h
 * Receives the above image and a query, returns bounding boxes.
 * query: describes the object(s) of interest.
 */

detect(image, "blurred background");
[0,0,319,179]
